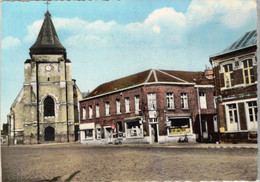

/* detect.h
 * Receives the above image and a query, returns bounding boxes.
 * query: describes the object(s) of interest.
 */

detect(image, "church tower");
[8,11,82,144]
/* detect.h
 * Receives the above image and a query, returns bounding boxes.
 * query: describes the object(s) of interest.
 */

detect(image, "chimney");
[205,69,213,79]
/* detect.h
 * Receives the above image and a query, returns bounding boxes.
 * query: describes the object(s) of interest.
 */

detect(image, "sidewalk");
[118,142,258,149]
[160,143,258,149]
[3,141,258,149]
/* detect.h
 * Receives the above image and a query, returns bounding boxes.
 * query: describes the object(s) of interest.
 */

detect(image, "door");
[151,124,158,143]
[44,126,55,141]
[202,120,208,140]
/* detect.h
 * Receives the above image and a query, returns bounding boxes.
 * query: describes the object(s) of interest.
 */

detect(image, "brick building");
[79,69,217,144]
[210,30,257,143]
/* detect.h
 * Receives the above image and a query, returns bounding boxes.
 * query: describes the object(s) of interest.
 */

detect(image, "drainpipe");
[197,86,203,142]
[12,114,15,145]
[36,60,40,144]
[65,59,69,142]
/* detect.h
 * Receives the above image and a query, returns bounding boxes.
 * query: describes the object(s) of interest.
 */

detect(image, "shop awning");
[124,116,143,122]
[80,123,95,130]
[167,114,192,119]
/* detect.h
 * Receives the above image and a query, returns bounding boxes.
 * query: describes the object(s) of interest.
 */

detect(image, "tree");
[2,123,8,135]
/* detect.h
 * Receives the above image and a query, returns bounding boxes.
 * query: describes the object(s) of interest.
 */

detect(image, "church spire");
[29,10,66,58]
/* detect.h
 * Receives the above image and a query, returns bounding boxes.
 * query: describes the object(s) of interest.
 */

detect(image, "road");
[1,143,258,181]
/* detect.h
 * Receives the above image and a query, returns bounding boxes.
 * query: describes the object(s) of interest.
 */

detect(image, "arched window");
[44,96,55,117]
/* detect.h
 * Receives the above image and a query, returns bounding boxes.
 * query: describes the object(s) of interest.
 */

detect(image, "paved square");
[1,143,257,181]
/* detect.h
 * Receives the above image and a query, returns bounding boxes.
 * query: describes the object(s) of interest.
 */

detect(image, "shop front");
[165,115,196,143]
[80,123,95,142]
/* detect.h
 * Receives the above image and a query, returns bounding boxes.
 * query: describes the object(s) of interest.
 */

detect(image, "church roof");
[29,11,66,58]
[210,30,256,58]
[85,69,213,99]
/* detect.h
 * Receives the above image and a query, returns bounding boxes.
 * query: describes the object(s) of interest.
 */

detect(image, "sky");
[1,0,257,124]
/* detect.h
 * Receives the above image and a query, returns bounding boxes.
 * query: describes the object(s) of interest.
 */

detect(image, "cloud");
[24,20,43,43]
[23,0,256,51]
[186,0,256,28]
[145,7,186,27]
[2,36,21,50]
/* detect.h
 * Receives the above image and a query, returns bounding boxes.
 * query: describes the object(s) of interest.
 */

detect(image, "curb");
[201,145,257,149]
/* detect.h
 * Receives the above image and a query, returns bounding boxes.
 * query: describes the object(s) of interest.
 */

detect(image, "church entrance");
[44,126,55,141]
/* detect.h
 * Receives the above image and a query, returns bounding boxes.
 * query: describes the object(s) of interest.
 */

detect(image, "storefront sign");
[149,111,157,118]
[111,124,116,130]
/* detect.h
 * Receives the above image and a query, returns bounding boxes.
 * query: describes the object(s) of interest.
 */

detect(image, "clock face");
[45,65,52,72]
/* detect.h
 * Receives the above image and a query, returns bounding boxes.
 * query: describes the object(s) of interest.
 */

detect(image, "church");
[7,11,82,144]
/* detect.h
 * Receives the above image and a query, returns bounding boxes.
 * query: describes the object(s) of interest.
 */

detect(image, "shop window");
[89,105,93,119]
[168,118,191,135]
[85,129,94,139]
[199,92,207,109]
[147,93,157,111]
[116,99,121,114]
[247,101,258,130]
[223,63,234,88]
[243,59,255,85]
[82,107,86,120]
[44,96,55,117]
[96,104,100,118]
[125,120,143,138]
[166,92,174,109]
[180,93,189,109]
[135,95,140,114]
[105,102,110,116]
[125,98,130,113]
[226,104,239,131]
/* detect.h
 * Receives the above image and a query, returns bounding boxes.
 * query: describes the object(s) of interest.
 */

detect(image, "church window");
[44,96,55,117]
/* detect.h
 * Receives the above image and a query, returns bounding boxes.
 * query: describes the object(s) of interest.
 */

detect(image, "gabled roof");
[86,69,213,98]
[29,11,66,58]
[210,30,256,58]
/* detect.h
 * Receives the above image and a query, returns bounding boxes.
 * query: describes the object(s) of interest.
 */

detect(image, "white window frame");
[199,92,207,109]
[125,98,130,113]
[88,105,93,119]
[225,103,240,131]
[135,95,140,114]
[82,107,86,120]
[105,102,110,116]
[96,104,100,118]
[245,101,258,131]
[166,92,174,109]
[180,93,189,109]
[147,93,157,111]
[116,99,121,114]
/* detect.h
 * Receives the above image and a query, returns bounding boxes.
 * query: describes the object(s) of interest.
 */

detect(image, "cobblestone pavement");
[1,143,258,181]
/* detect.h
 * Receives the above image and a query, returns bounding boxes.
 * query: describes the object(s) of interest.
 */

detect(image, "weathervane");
[45,0,50,11]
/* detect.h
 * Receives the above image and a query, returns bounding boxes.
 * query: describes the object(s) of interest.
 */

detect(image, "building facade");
[7,11,82,145]
[210,30,257,143]
[79,69,217,144]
